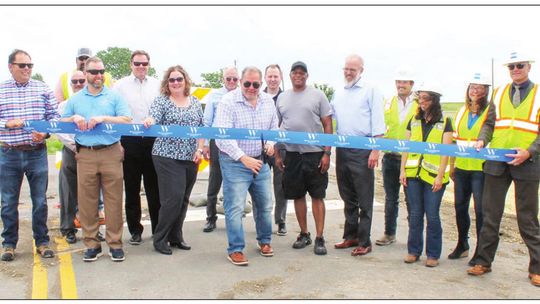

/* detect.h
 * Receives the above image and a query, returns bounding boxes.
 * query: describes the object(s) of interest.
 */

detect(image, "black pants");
[268,149,287,224]
[121,136,160,235]
[206,139,222,222]
[59,147,78,235]
[336,148,374,247]
[152,156,198,247]
[476,168,540,274]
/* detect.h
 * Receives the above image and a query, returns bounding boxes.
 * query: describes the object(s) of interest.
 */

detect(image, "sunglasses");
[133,62,149,67]
[226,77,238,82]
[508,63,526,70]
[243,81,261,89]
[168,77,184,83]
[87,69,105,75]
[71,79,86,84]
[78,56,89,61]
[12,63,34,69]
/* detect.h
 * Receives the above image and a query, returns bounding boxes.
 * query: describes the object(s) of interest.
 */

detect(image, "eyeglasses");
[243,81,261,89]
[12,63,34,69]
[226,77,238,82]
[168,77,184,83]
[469,85,486,92]
[77,56,89,61]
[508,63,526,70]
[71,79,86,84]
[87,69,105,75]
[133,62,149,67]
[418,95,433,101]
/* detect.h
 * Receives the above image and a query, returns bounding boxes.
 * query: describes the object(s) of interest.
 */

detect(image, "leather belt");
[76,142,117,151]
[0,143,46,151]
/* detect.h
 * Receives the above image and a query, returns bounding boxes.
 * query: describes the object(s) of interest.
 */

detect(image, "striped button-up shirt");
[0,78,59,145]
[214,88,278,161]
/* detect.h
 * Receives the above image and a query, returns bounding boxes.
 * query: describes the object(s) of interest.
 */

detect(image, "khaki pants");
[76,143,124,249]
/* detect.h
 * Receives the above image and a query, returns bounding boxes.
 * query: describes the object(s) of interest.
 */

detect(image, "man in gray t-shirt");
[275,61,333,256]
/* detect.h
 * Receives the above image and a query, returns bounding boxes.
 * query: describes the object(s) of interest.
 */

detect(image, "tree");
[31,73,44,82]
[314,83,335,101]
[200,70,223,88]
[96,47,156,80]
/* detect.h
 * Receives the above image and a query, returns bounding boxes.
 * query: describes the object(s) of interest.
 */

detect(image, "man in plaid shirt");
[0,49,59,261]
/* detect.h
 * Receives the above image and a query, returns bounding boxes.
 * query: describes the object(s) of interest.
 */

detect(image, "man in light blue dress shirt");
[201,67,239,232]
[331,54,386,257]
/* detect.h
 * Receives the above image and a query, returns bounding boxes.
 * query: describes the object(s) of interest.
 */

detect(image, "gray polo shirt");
[276,86,332,153]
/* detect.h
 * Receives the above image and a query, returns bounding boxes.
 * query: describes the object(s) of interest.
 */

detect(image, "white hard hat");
[416,81,443,96]
[503,51,535,66]
[469,72,491,86]
[394,67,415,82]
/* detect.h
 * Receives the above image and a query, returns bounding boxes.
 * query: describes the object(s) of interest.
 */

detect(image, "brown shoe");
[529,273,540,287]
[36,245,55,258]
[258,243,274,257]
[228,252,248,266]
[467,264,491,276]
[375,234,396,246]
[425,258,439,267]
[404,254,419,264]
[351,245,372,256]
[334,239,359,249]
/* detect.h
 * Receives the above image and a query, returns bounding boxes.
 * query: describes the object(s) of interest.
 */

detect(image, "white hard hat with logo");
[469,72,491,86]
[503,51,535,66]
[416,80,443,96]
[394,67,415,82]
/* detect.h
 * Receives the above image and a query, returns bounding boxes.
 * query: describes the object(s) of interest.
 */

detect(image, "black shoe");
[292,232,312,249]
[203,221,216,233]
[154,243,172,255]
[65,231,77,244]
[448,242,469,259]
[96,232,106,242]
[129,233,142,245]
[171,241,191,250]
[83,247,103,262]
[277,223,287,236]
[314,236,327,255]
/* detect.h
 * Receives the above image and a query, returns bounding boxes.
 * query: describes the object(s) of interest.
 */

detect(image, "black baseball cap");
[290,61,308,73]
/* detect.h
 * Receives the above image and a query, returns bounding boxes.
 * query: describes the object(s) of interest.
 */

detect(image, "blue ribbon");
[25,120,514,162]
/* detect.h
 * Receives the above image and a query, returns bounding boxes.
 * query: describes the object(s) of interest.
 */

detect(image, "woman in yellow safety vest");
[399,82,453,267]
[448,73,490,265]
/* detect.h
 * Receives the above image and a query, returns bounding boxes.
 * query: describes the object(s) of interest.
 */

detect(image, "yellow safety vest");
[60,70,113,100]
[452,105,488,171]
[384,96,418,140]
[405,116,450,185]
[489,83,540,150]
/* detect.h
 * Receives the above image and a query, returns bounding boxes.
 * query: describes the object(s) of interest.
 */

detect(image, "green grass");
[441,102,464,118]
[46,135,64,155]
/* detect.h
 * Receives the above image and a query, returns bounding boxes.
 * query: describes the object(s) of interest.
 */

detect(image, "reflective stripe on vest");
[384,96,418,140]
[406,117,450,185]
[489,83,540,150]
[452,105,487,171]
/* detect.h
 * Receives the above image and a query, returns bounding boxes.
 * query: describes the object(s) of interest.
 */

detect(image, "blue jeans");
[405,178,446,259]
[382,154,408,236]
[0,147,49,248]
[219,154,272,254]
[453,168,484,243]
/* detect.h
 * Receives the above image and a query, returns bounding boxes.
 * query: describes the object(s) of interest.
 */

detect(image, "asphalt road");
[0,155,537,299]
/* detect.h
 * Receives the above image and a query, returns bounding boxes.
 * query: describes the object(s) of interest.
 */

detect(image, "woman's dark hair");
[415,92,443,122]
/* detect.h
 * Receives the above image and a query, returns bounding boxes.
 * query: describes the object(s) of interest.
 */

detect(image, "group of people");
[0,47,538,287]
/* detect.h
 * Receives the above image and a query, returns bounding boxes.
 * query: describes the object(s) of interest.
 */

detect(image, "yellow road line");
[55,237,78,299]
[31,244,48,299]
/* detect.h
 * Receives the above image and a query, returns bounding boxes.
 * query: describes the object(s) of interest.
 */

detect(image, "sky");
[1,4,540,102]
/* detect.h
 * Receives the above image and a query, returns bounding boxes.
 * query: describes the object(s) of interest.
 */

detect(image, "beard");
[344,75,361,88]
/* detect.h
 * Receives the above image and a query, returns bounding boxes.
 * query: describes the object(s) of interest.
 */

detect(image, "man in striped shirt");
[0,49,59,262]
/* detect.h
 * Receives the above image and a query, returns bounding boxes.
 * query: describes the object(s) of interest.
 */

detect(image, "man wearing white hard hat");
[375,68,418,246]
[448,72,490,265]
[468,51,540,287]
[399,81,453,267]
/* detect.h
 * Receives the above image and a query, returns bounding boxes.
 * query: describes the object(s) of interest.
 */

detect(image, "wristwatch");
[324,150,331,156]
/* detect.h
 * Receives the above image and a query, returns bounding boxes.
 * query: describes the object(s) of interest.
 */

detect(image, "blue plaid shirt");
[0,78,59,145]
[214,88,278,160]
